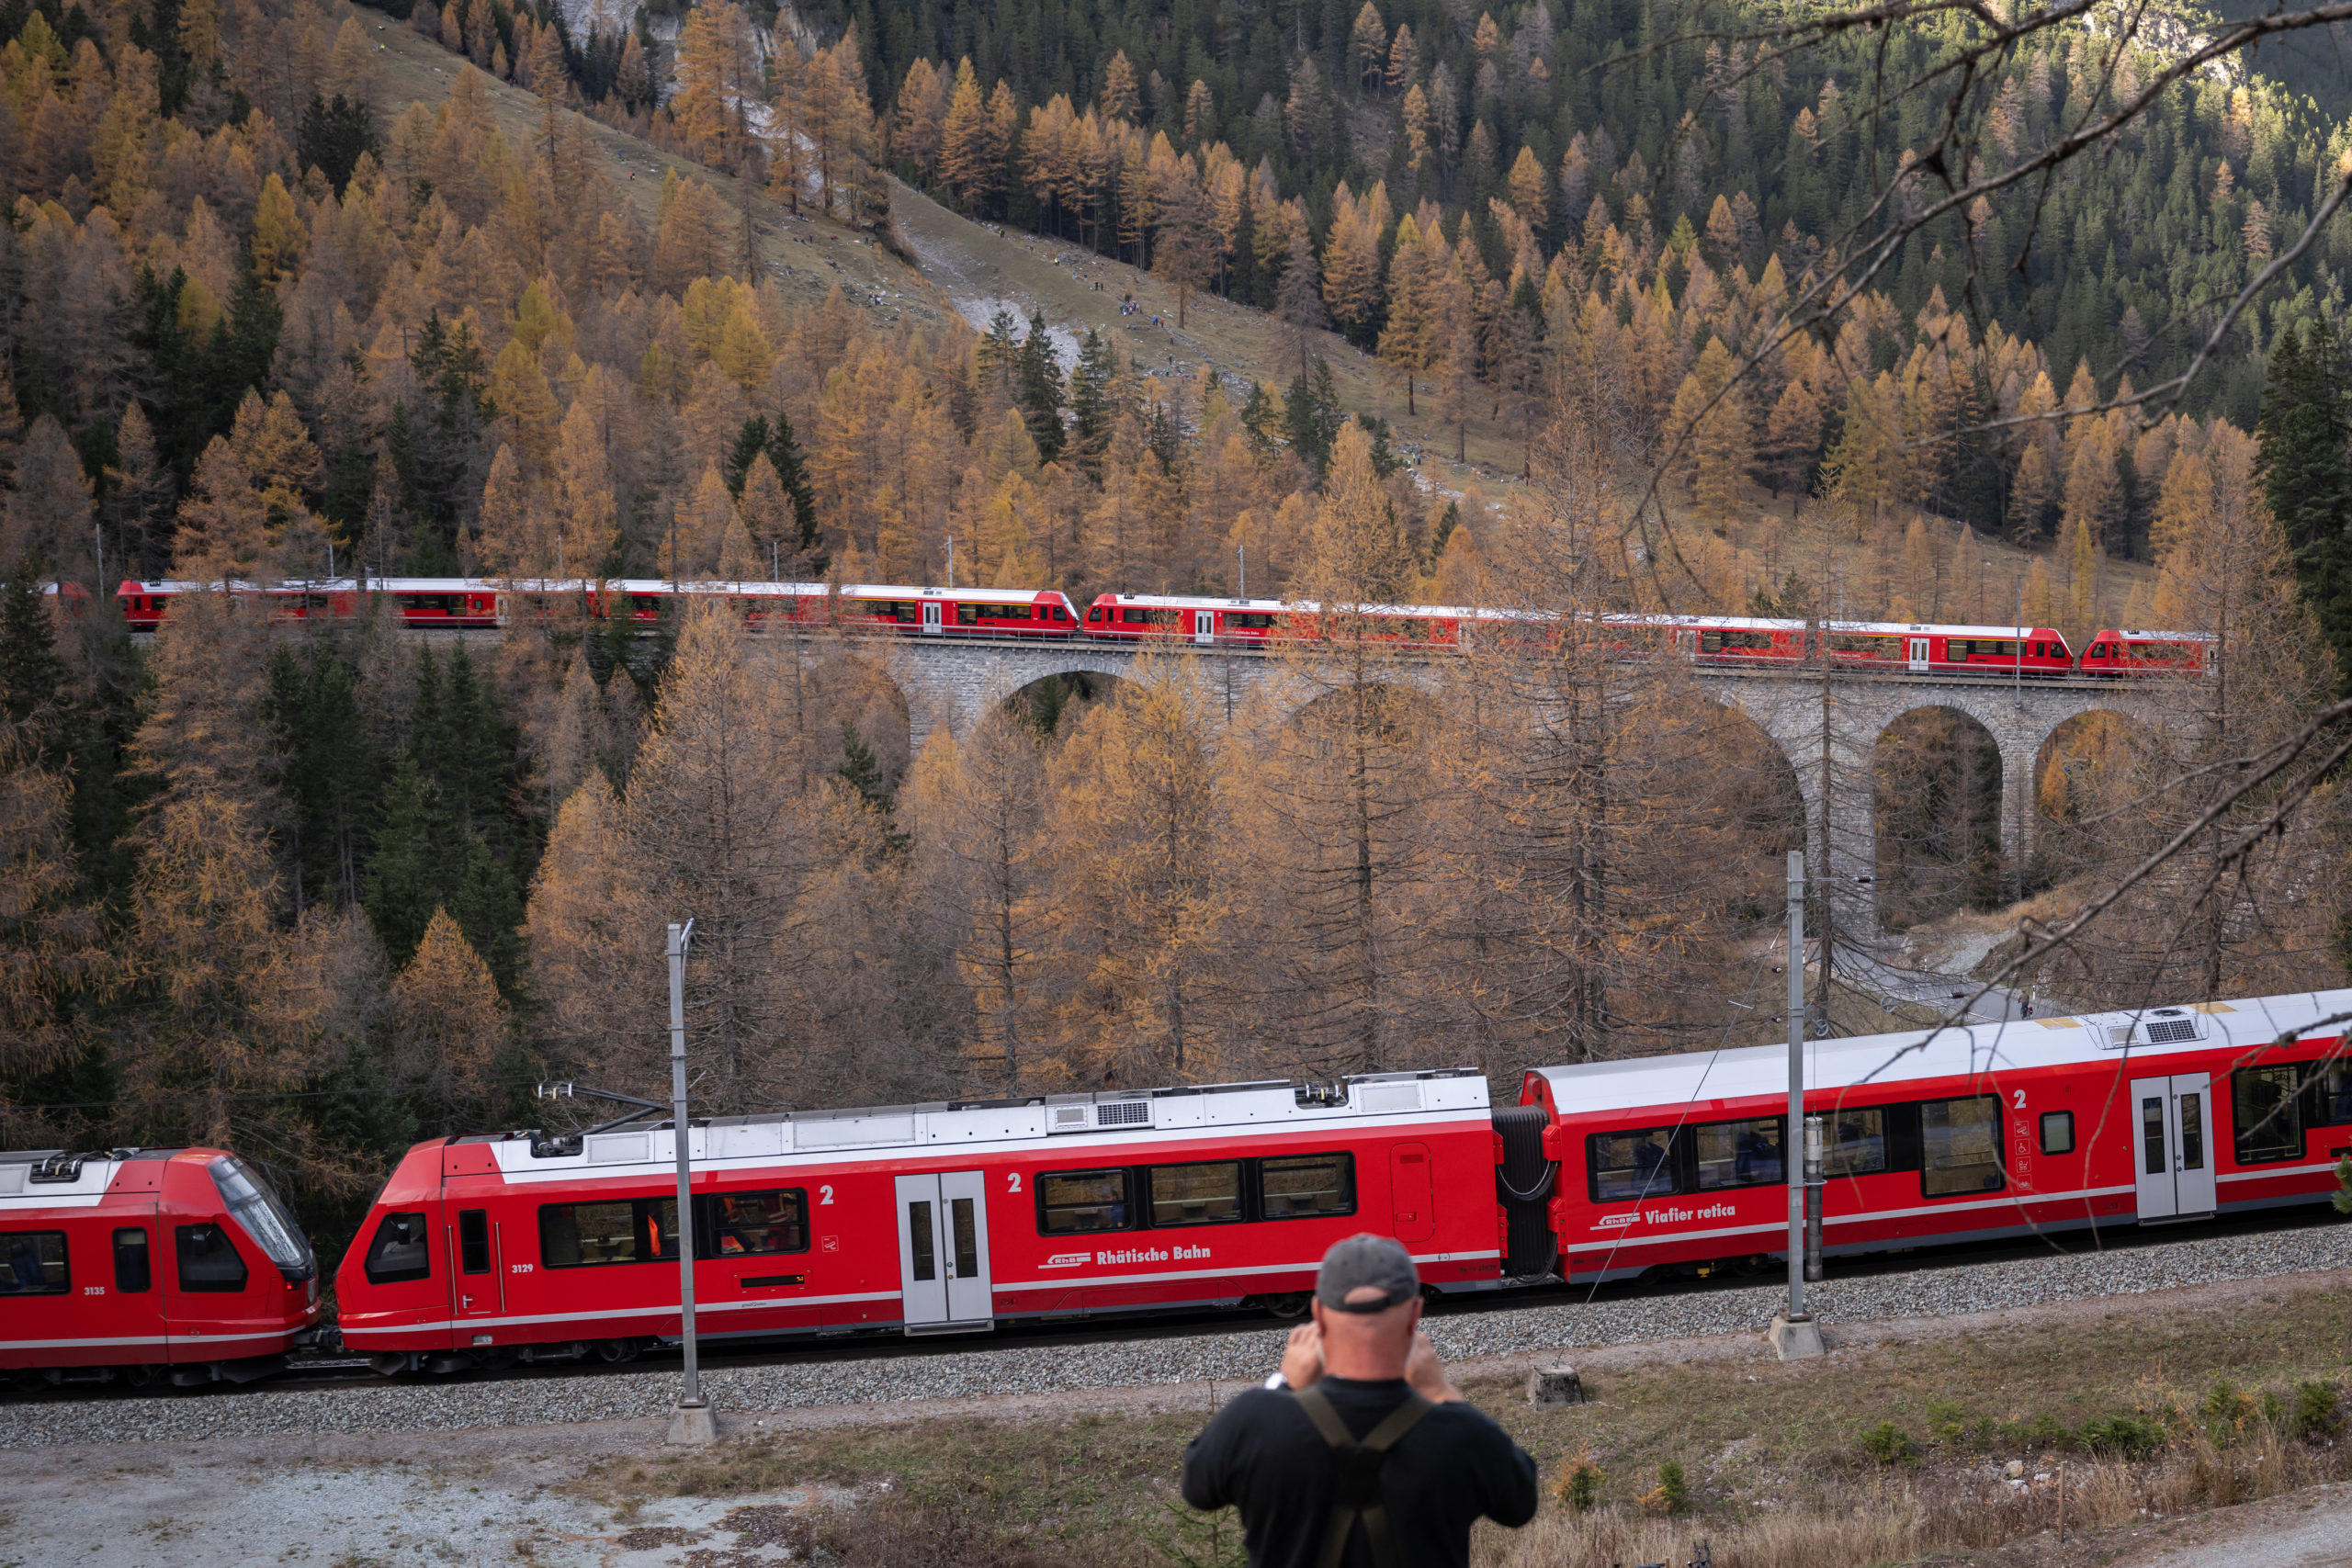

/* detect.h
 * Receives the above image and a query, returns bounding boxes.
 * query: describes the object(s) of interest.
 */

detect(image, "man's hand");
[1280,1321,1323,1390]
[1404,1329,1463,1404]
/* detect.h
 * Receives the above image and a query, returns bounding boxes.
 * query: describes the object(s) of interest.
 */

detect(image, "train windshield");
[209,1156,315,1280]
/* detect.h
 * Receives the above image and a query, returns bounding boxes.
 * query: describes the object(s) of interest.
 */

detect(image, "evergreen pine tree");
[1069,328,1117,475]
[2255,321,2352,689]
[1014,311,1068,463]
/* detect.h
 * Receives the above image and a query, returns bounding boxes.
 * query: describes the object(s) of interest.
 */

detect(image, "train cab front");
[333,1140,463,1375]
[161,1149,324,1382]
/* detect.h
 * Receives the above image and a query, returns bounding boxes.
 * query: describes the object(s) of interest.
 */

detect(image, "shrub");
[2204,1380,2254,1442]
[1925,1397,1970,1449]
[1859,1421,1918,1465]
[1553,1454,1605,1513]
[1658,1460,1689,1516]
[2294,1381,2342,1439]
[2078,1415,2165,1459]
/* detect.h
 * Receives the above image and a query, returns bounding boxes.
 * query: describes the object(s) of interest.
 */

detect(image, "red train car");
[115,580,500,631]
[1,1146,322,1387]
[335,1071,1528,1372]
[1521,988,2352,1284]
[1639,616,2076,678]
[1080,592,1525,647]
[2080,628,2218,678]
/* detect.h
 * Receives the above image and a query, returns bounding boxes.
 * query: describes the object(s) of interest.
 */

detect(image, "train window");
[951,1198,979,1279]
[647,1198,680,1259]
[704,1190,808,1255]
[1694,1117,1784,1190]
[210,1156,312,1278]
[1229,614,1275,629]
[175,1224,249,1292]
[2315,1063,2352,1127]
[974,604,1033,620]
[1147,1161,1243,1227]
[908,1200,935,1280]
[2232,1066,2304,1164]
[1920,1096,2004,1196]
[1724,632,1776,651]
[1260,1153,1355,1220]
[956,603,978,624]
[0,1231,67,1295]
[2039,1111,2075,1156]
[458,1210,492,1275]
[1588,1129,1680,1202]
[1821,1108,1889,1176]
[1038,1169,1132,1234]
[539,1201,642,1267]
[1088,606,1104,622]
[363,1212,433,1284]
[113,1227,151,1292]
[878,602,919,622]
[1699,631,1723,653]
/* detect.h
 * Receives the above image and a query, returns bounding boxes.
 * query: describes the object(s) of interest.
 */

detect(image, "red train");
[107,577,2218,679]
[332,987,2350,1371]
[1,1145,322,1387]
[1532,987,2351,1282]
[334,1071,1512,1371]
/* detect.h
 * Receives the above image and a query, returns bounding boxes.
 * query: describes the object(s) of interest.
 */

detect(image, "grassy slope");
[357,6,937,321]
[570,1276,2352,1566]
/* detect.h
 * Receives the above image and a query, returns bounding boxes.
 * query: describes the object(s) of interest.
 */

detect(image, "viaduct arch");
[758,636,2166,934]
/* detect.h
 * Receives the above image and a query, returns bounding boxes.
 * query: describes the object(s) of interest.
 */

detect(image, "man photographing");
[1181,1235,1539,1568]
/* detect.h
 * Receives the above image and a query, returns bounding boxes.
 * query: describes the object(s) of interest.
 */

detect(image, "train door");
[922,601,944,636]
[2130,1073,2216,1221]
[1907,637,1931,671]
[107,1213,167,1367]
[893,1171,993,1333]
[1193,610,1215,646]
[446,1204,501,1335]
[1389,1144,1435,1243]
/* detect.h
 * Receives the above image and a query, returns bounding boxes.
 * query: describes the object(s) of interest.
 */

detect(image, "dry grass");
[555,1281,2352,1566]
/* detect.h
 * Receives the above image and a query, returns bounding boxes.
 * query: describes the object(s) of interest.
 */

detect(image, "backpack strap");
[1293,1384,1437,1568]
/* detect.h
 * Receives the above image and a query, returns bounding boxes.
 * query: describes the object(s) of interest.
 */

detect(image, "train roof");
[1527,988,2352,1117]
[0,1146,189,1201]
[2100,628,2221,643]
[1615,614,2064,638]
[1093,592,1527,620]
[470,1069,1492,1174]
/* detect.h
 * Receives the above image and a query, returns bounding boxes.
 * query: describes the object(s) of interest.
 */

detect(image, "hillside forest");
[0,0,2344,1257]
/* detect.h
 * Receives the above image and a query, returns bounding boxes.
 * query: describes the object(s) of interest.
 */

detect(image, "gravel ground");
[7,1223,2351,1450]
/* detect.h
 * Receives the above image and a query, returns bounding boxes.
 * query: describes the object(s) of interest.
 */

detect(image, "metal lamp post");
[664,919,718,1445]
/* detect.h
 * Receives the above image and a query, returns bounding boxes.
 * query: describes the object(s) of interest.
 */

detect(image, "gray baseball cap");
[1315,1233,1420,1314]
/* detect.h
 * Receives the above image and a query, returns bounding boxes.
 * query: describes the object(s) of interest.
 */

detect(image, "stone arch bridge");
[862,637,2165,933]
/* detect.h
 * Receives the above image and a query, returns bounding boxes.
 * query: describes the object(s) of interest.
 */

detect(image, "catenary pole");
[1786,850,1806,1323]
[666,919,713,1442]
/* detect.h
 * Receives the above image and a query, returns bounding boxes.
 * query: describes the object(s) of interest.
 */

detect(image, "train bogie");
[334,1073,1508,1371]
[1,1146,321,1387]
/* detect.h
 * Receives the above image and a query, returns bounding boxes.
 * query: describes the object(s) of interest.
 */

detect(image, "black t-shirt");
[1180,1377,1540,1568]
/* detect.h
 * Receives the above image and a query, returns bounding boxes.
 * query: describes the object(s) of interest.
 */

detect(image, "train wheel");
[594,1338,640,1364]
[1264,1293,1309,1321]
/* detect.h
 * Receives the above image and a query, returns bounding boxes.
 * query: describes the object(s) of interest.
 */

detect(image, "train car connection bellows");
[1491,1105,1558,1279]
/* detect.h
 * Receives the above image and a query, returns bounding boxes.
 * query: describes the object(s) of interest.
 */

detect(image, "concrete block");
[665,1400,719,1446]
[1527,1365,1587,1407]
[1769,1313,1825,1360]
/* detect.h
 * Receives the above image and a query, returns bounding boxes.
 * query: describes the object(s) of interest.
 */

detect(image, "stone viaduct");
[859,637,2164,934]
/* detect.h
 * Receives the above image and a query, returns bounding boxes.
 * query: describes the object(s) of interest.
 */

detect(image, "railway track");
[12,1202,2338,1405]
